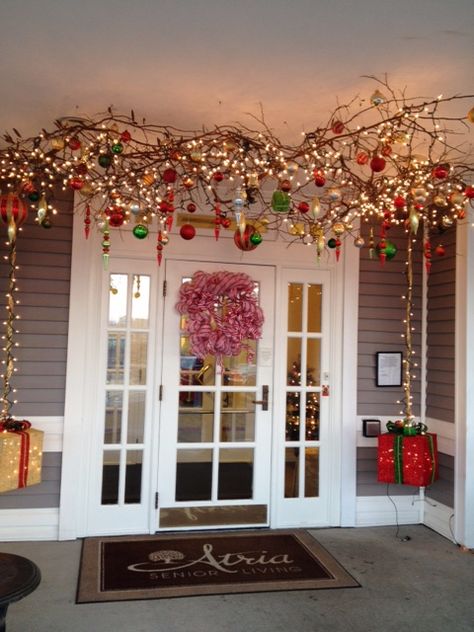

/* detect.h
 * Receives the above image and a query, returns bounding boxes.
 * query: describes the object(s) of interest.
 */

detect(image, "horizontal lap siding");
[0,189,73,510]
[357,224,422,417]
[426,227,456,423]
[356,447,419,496]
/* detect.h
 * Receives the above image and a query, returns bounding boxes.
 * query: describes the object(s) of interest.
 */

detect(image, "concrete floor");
[1,525,473,632]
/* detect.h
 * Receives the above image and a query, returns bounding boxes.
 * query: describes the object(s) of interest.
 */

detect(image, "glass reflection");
[305,392,320,440]
[288,283,303,332]
[286,391,301,441]
[127,391,145,443]
[307,284,322,333]
[107,333,125,384]
[130,332,148,384]
[307,339,321,386]
[104,391,123,444]
[285,447,299,498]
[305,447,319,497]
[180,336,215,386]
[220,393,255,441]
[176,449,213,501]
[101,449,120,504]
[178,394,214,442]
[287,339,302,386]
[125,449,142,503]
[108,274,128,326]
[131,275,150,328]
[218,448,254,500]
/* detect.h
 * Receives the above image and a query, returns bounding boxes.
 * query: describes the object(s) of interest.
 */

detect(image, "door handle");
[252,385,269,411]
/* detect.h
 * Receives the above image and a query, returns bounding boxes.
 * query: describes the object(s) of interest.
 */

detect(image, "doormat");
[76,530,359,603]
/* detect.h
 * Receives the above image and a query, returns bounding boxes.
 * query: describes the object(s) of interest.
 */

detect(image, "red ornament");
[381,144,392,156]
[435,244,446,256]
[0,192,28,232]
[370,156,386,172]
[280,179,292,193]
[22,181,36,194]
[75,163,88,176]
[394,196,406,209]
[313,170,326,187]
[356,152,369,165]
[465,185,474,199]
[186,202,197,213]
[180,223,196,240]
[234,225,258,251]
[221,217,231,229]
[297,201,310,213]
[331,120,345,135]
[432,164,449,179]
[69,176,84,190]
[68,137,81,151]
[84,204,91,239]
[212,171,225,183]
[163,168,177,184]
[120,130,132,143]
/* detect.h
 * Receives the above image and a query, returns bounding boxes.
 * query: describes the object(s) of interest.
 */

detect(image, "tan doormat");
[76,530,359,602]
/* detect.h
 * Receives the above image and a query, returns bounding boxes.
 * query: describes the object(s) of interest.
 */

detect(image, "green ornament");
[271,190,291,212]
[98,154,112,168]
[250,231,263,245]
[28,191,40,202]
[327,237,337,249]
[133,224,149,239]
[40,217,52,229]
[111,143,123,155]
[376,240,397,260]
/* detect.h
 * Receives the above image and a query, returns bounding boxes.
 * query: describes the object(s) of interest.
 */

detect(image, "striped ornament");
[0,192,28,236]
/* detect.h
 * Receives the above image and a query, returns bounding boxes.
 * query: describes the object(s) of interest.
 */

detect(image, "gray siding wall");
[426,226,456,423]
[0,189,73,510]
[358,224,422,416]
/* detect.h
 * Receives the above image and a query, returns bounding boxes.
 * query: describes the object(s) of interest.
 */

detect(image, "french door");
[157,260,275,530]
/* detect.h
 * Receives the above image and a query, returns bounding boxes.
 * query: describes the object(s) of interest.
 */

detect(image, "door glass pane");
[178,401,214,443]
[101,449,120,504]
[220,393,255,441]
[125,450,142,504]
[127,391,145,443]
[305,447,319,497]
[176,449,212,501]
[218,448,253,500]
[307,339,321,386]
[107,333,126,384]
[130,333,148,384]
[307,284,322,333]
[285,447,299,498]
[131,275,150,328]
[222,341,257,386]
[305,392,320,440]
[286,391,301,441]
[288,283,303,331]
[104,391,123,443]
[287,339,302,385]
[108,274,128,326]
[180,337,216,386]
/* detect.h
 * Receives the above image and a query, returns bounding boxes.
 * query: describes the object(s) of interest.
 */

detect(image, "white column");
[454,219,474,548]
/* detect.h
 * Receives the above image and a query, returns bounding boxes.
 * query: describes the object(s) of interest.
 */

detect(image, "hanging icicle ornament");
[0,193,28,243]
[369,228,375,259]
[101,220,111,269]
[214,203,221,241]
[84,204,91,239]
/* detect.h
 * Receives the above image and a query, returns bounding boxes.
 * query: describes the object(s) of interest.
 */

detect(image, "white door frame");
[59,208,359,539]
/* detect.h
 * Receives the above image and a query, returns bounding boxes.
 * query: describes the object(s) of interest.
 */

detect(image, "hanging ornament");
[394,195,406,209]
[107,205,125,228]
[377,238,387,265]
[435,244,446,256]
[315,231,325,260]
[332,222,345,236]
[411,186,428,204]
[408,207,420,234]
[356,151,369,165]
[441,215,454,229]
[98,154,112,169]
[120,130,132,143]
[335,237,342,261]
[381,144,392,156]
[376,239,397,261]
[133,224,149,239]
[163,168,177,184]
[183,176,194,189]
[27,190,40,202]
[84,204,91,238]
[68,137,81,151]
[354,236,365,248]
[69,176,84,191]
[0,192,28,243]
[271,190,291,212]
[370,89,386,106]
[327,187,342,202]
[180,224,196,240]
[186,202,197,213]
[234,225,257,251]
[313,170,326,187]
[424,238,432,273]
[51,137,65,150]
[297,201,309,214]
[142,172,156,186]
[327,237,337,249]
[369,227,375,259]
[280,179,292,193]
[111,142,123,155]
[221,216,231,229]
[250,231,263,246]
[370,155,386,172]
[331,120,345,135]
[101,221,111,269]
[464,185,474,199]
[37,194,48,224]
[310,196,321,219]
[432,164,450,179]
[286,162,298,175]
[214,203,221,240]
[79,182,94,197]
[212,171,225,183]
[467,107,474,124]
[75,162,88,176]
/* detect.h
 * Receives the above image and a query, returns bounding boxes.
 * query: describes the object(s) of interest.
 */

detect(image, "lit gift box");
[0,419,43,493]
[377,432,438,487]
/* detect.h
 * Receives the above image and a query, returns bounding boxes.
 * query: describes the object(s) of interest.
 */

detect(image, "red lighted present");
[377,432,438,487]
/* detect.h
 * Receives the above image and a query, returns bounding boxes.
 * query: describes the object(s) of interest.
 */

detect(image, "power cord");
[386,484,411,542]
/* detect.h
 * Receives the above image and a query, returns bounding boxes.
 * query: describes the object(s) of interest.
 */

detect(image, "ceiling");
[1,0,473,142]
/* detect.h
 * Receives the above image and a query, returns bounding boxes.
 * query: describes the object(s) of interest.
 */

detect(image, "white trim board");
[0,508,59,541]
[356,495,422,527]
[423,498,455,543]
[22,416,63,453]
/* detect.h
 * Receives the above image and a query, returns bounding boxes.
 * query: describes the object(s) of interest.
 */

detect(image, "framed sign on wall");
[376,352,403,387]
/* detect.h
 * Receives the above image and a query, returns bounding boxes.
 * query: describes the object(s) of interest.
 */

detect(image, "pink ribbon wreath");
[176,270,264,367]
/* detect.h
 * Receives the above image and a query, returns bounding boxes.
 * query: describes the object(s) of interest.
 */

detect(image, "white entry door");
[157,260,275,530]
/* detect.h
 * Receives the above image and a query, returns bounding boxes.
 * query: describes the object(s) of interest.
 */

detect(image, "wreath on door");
[176,270,264,367]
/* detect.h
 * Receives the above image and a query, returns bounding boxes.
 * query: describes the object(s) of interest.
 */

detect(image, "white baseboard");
[356,495,422,526]
[423,498,455,542]
[0,508,59,541]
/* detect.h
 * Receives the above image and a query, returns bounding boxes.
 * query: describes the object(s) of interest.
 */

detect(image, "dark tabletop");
[0,553,41,607]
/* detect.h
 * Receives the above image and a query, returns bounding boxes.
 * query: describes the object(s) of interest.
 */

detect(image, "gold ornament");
[409,207,419,234]
[333,222,345,236]
[51,137,65,150]
[310,196,321,219]
[467,106,474,124]
[370,89,386,106]
[142,173,155,186]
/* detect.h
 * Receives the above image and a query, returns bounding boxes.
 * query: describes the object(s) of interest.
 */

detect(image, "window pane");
[125,450,142,504]
[130,332,148,384]
[108,274,128,326]
[218,448,254,500]
[131,275,150,328]
[305,447,319,497]
[107,333,126,384]
[288,283,303,332]
[287,339,302,386]
[285,447,299,498]
[101,449,120,505]
[307,284,322,333]
[220,393,255,441]
[222,341,257,386]
[286,391,301,441]
[178,395,214,442]
[180,337,216,386]
[305,393,320,440]
[127,391,145,443]
[104,391,123,444]
[175,449,212,501]
[307,339,321,386]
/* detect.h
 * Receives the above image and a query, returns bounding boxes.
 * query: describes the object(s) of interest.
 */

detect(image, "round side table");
[0,553,41,632]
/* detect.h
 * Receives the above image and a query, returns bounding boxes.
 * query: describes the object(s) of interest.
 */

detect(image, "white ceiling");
[1,0,473,141]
